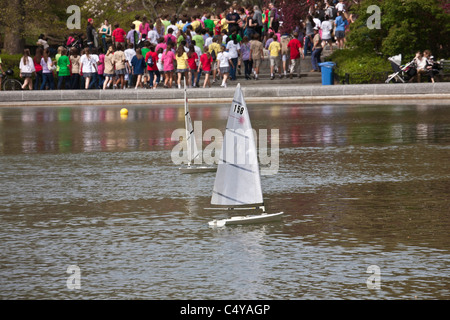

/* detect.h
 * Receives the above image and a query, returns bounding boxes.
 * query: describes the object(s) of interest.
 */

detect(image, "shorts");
[115,68,126,75]
[202,70,211,75]
[176,68,188,73]
[282,54,289,62]
[104,73,115,78]
[335,30,345,39]
[21,73,32,78]
[220,66,230,74]
[270,56,280,67]
[83,72,93,78]
[252,59,261,68]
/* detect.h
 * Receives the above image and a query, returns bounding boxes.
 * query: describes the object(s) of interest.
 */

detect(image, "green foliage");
[347,0,450,60]
[327,49,391,84]
[0,54,22,80]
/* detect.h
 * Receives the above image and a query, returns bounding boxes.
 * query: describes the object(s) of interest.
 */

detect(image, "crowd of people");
[4,0,355,91]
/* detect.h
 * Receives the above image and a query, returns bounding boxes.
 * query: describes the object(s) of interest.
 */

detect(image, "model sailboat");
[179,79,216,174]
[208,84,283,227]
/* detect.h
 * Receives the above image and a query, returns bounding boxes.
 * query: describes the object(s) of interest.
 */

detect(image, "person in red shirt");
[145,45,160,89]
[112,22,126,49]
[187,45,198,87]
[198,47,213,88]
[287,32,304,79]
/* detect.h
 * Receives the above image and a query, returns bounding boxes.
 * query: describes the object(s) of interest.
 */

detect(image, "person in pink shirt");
[161,43,175,88]
[155,38,167,55]
[97,52,105,88]
[164,28,176,45]
[198,47,213,88]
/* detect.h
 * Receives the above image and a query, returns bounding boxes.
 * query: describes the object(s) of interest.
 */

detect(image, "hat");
[313,26,319,31]
[88,18,93,23]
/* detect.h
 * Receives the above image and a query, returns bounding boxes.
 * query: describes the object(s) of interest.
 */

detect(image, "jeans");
[149,70,160,87]
[304,35,313,56]
[88,73,99,89]
[243,60,252,79]
[311,48,322,71]
[191,69,201,86]
[230,57,238,80]
[71,74,80,89]
[34,71,43,90]
[57,75,71,89]
[40,72,55,90]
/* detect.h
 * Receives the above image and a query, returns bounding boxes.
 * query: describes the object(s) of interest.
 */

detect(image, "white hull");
[208,212,283,227]
[179,166,217,174]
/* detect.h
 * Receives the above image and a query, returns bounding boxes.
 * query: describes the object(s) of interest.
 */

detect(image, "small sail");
[184,79,200,165]
[211,84,263,206]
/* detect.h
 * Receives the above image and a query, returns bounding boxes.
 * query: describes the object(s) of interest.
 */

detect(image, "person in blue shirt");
[131,48,146,89]
[334,11,349,49]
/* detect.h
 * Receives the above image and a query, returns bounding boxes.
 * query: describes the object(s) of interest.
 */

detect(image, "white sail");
[184,79,200,165]
[211,84,263,206]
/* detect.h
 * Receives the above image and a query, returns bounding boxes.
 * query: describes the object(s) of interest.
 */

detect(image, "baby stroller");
[385,54,416,83]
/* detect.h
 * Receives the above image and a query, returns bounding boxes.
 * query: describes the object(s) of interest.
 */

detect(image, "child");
[40,48,55,90]
[80,47,97,89]
[249,33,264,80]
[103,46,115,90]
[19,49,35,90]
[268,34,281,79]
[208,36,221,83]
[70,48,81,89]
[216,44,233,88]
[145,44,160,89]
[175,44,189,89]
[113,43,126,89]
[198,47,213,88]
[240,36,251,80]
[156,47,165,86]
[187,44,199,88]
[57,48,71,89]
[131,48,146,89]
[161,43,175,88]
[97,50,105,88]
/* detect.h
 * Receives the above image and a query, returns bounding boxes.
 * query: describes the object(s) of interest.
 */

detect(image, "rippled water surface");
[0,102,449,299]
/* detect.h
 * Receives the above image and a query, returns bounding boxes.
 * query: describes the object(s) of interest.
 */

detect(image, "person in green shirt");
[141,41,151,88]
[57,48,71,89]
[204,14,216,35]
[192,28,204,54]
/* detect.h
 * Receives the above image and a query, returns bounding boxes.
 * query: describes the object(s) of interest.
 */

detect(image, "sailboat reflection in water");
[207,84,283,227]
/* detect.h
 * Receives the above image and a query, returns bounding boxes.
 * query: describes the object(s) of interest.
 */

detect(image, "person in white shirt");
[124,43,136,87]
[320,15,334,52]
[226,34,240,80]
[19,49,35,90]
[147,24,160,45]
[216,45,234,88]
[80,48,97,89]
[336,0,346,13]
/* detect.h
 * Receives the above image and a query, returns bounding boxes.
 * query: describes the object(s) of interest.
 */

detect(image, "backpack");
[211,49,216,61]
[147,54,154,67]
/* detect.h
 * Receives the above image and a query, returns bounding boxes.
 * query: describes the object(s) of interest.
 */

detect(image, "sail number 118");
[234,104,245,115]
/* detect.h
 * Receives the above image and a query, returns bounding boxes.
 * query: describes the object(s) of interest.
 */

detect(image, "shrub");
[0,53,22,81]
[326,49,391,84]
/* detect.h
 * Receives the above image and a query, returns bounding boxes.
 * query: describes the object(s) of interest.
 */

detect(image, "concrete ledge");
[0,83,449,106]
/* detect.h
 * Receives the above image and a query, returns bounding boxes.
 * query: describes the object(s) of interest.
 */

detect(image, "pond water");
[0,102,449,300]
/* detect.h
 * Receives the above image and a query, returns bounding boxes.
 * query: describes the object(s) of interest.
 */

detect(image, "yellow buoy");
[120,108,128,115]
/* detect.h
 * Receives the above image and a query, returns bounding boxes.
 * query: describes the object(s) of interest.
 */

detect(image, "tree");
[346,0,450,60]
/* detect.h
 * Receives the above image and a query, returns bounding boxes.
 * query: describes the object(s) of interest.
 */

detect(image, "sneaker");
[290,74,293,79]
[270,76,274,80]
